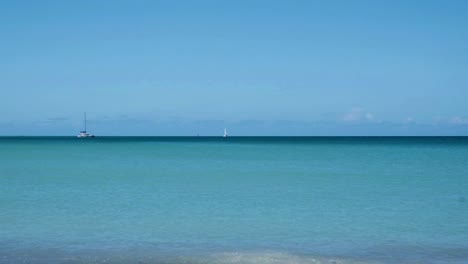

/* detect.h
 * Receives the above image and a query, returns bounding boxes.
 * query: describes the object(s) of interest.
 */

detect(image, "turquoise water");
[1,137,468,263]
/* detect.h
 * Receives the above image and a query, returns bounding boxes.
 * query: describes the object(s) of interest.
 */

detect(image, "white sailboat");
[223,128,228,138]
[77,112,95,138]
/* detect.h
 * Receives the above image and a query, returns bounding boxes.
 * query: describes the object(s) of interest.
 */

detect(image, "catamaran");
[223,128,228,138]
[77,112,95,138]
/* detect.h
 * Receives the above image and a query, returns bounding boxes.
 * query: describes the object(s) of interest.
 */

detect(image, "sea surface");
[1,137,467,264]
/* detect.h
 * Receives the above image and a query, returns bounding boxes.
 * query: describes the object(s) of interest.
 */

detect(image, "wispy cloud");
[47,117,70,122]
[405,117,415,124]
[36,116,71,126]
[342,108,375,123]
[450,116,468,125]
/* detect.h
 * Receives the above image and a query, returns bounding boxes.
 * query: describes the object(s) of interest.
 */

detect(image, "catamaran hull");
[77,133,95,138]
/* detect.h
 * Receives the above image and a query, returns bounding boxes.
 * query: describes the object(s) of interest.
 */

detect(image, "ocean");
[0,137,467,263]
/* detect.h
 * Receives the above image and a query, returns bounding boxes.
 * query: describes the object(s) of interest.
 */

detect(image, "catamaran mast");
[84,112,87,132]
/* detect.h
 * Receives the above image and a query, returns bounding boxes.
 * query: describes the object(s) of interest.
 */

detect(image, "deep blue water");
[1,137,467,263]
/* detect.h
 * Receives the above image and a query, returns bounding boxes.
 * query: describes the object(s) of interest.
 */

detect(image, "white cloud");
[450,116,468,125]
[365,113,374,120]
[342,108,375,122]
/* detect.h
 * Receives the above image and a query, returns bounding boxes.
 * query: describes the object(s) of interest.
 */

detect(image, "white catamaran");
[223,128,228,138]
[77,112,95,138]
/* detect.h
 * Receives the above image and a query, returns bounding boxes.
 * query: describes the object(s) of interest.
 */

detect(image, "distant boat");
[223,128,228,138]
[77,112,95,138]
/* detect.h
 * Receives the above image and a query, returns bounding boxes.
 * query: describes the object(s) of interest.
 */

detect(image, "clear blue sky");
[1,0,468,135]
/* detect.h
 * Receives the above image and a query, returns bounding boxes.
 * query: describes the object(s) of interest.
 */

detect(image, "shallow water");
[1,137,467,263]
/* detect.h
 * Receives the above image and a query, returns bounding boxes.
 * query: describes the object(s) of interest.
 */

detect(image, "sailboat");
[77,112,95,138]
[223,128,228,138]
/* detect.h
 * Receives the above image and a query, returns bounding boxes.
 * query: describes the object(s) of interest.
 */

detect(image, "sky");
[1,0,468,136]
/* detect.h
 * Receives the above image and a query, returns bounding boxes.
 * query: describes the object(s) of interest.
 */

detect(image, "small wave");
[178,251,379,264]
[0,249,379,264]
